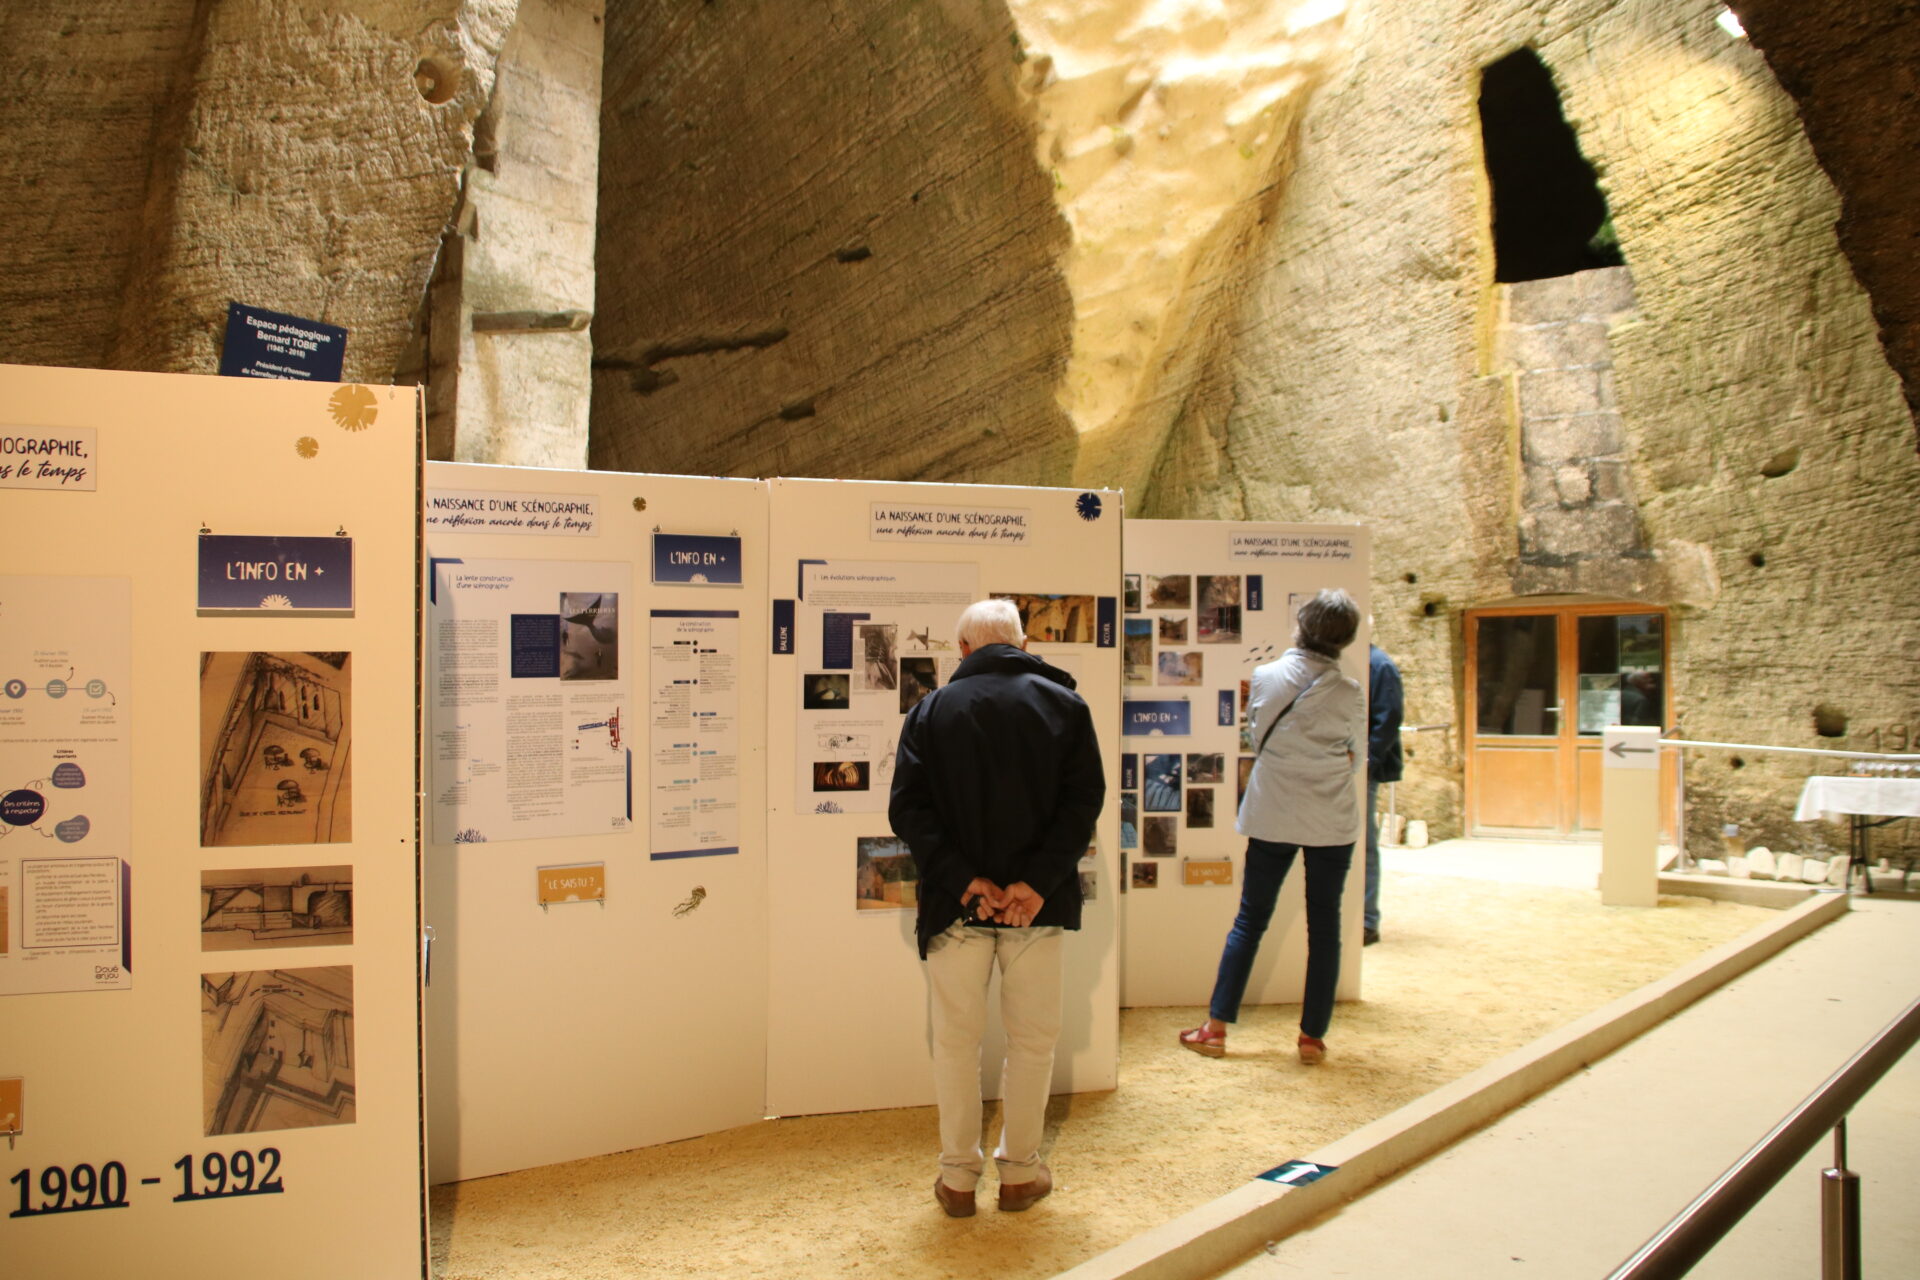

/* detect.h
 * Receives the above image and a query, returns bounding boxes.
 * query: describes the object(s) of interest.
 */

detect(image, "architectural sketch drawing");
[201,865,352,951]
[200,652,351,847]
[201,965,355,1136]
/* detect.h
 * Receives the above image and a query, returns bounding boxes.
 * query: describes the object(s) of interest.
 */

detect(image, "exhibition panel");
[764,479,1124,1118]
[0,365,425,1279]
[1120,520,1371,1007]
[422,462,771,1184]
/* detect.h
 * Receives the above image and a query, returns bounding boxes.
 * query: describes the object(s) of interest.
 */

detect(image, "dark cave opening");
[1479,48,1625,283]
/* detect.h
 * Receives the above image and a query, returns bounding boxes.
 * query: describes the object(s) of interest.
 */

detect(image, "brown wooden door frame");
[1465,600,1674,839]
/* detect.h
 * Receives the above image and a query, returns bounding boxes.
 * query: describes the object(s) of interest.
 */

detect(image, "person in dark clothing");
[1365,643,1404,944]
[889,598,1105,1219]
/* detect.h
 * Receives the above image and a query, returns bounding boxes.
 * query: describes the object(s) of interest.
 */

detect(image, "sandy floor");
[430,868,1775,1280]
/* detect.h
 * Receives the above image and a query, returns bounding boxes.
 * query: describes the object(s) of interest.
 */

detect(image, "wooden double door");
[1466,602,1675,839]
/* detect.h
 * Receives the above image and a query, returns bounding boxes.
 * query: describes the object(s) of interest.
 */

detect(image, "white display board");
[422,462,769,1183]
[0,365,424,1279]
[1120,520,1370,1008]
[765,478,1123,1117]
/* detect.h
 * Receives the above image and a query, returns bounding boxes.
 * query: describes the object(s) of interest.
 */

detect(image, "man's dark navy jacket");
[888,643,1106,957]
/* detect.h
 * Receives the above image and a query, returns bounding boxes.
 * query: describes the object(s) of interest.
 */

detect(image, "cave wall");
[590,0,1078,484]
[1733,0,1920,442]
[0,0,518,384]
[1141,0,1920,850]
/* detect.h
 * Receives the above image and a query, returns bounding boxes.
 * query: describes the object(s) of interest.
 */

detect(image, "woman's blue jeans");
[1207,837,1355,1038]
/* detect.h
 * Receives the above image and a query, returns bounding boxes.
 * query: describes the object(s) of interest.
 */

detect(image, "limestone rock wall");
[1733,0,1920,442]
[590,0,1077,484]
[426,0,603,467]
[1141,0,1920,850]
[0,0,518,384]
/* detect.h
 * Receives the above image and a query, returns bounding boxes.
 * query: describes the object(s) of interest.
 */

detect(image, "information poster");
[429,558,634,843]
[648,610,741,859]
[792,559,977,813]
[0,575,132,995]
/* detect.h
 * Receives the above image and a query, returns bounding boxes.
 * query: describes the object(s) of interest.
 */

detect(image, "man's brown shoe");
[997,1164,1052,1211]
[934,1178,977,1218]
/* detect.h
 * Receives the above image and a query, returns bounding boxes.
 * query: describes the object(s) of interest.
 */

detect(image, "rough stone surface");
[427,0,602,467]
[1734,0,1920,440]
[589,0,1080,484]
[1133,0,1919,851]
[0,0,517,383]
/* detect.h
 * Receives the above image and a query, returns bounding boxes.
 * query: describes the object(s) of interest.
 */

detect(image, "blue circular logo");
[1075,492,1103,522]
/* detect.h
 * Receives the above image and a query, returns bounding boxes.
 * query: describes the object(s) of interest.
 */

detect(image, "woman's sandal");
[1178,1025,1227,1058]
[1297,1035,1327,1065]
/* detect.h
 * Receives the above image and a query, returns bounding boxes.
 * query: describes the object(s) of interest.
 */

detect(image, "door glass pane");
[1575,613,1664,734]
[1475,615,1559,735]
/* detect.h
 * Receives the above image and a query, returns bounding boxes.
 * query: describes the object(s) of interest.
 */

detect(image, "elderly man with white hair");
[888,597,1106,1219]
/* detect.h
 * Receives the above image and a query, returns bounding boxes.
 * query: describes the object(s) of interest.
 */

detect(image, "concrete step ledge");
[1057,891,1851,1280]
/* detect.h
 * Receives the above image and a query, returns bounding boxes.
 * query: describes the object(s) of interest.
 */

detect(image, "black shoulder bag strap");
[1252,668,1332,756]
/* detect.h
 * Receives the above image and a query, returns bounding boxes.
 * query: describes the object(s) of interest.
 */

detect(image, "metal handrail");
[1606,993,1920,1279]
[1660,737,1920,763]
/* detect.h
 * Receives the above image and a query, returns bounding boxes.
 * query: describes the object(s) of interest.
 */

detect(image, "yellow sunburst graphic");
[328,384,378,432]
[295,436,320,458]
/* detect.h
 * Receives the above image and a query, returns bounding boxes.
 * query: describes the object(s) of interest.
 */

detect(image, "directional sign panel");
[1602,725,1660,769]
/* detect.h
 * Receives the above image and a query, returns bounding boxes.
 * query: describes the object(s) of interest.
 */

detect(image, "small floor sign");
[1257,1160,1337,1186]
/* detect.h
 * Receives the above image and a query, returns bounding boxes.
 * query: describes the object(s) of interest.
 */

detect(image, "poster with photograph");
[1131,860,1159,888]
[648,609,741,860]
[428,558,633,844]
[899,657,938,713]
[1123,575,1142,613]
[200,652,352,847]
[1142,816,1178,856]
[0,575,134,995]
[201,965,354,1135]
[1144,575,1191,609]
[793,560,976,813]
[1142,754,1182,811]
[201,865,352,951]
[991,592,1098,644]
[1196,574,1242,644]
[855,835,918,910]
[1158,616,1188,644]
[1123,619,1153,685]
[1186,788,1215,828]
[1157,651,1203,686]
[1120,793,1138,849]
[1186,753,1225,784]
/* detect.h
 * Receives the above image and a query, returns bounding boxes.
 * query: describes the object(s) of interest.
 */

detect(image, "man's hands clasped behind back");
[962,876,1047,928]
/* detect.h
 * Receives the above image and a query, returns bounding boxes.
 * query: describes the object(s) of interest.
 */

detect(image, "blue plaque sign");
[197,534,354,615]
[218,303,347,382]
[652,533,743,585]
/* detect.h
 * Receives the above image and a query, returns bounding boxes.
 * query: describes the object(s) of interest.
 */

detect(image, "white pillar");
[1600,725,1662,907]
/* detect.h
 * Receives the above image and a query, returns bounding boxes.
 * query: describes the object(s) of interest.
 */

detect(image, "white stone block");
[1869,865,1907,892]
[1695,858,1727,875]
[1726,855,1750,878]
[1826,859,1850,887]
[1745,846,1776,879]
[1404,819,1429,848]
[1800,857,1829,884]
[1775,852,1805,882]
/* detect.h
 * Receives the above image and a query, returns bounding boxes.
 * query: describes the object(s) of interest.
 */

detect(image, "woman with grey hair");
[1180,588,1364,1065]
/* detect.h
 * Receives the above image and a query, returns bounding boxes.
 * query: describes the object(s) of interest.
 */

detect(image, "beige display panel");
[0,365,423,1279]
[1120,520,1370,1008]
[765,478,1123,1118]
[422,462,769,1183]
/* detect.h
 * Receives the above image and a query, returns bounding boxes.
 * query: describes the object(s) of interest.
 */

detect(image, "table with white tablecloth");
[1795,774,1920,890]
